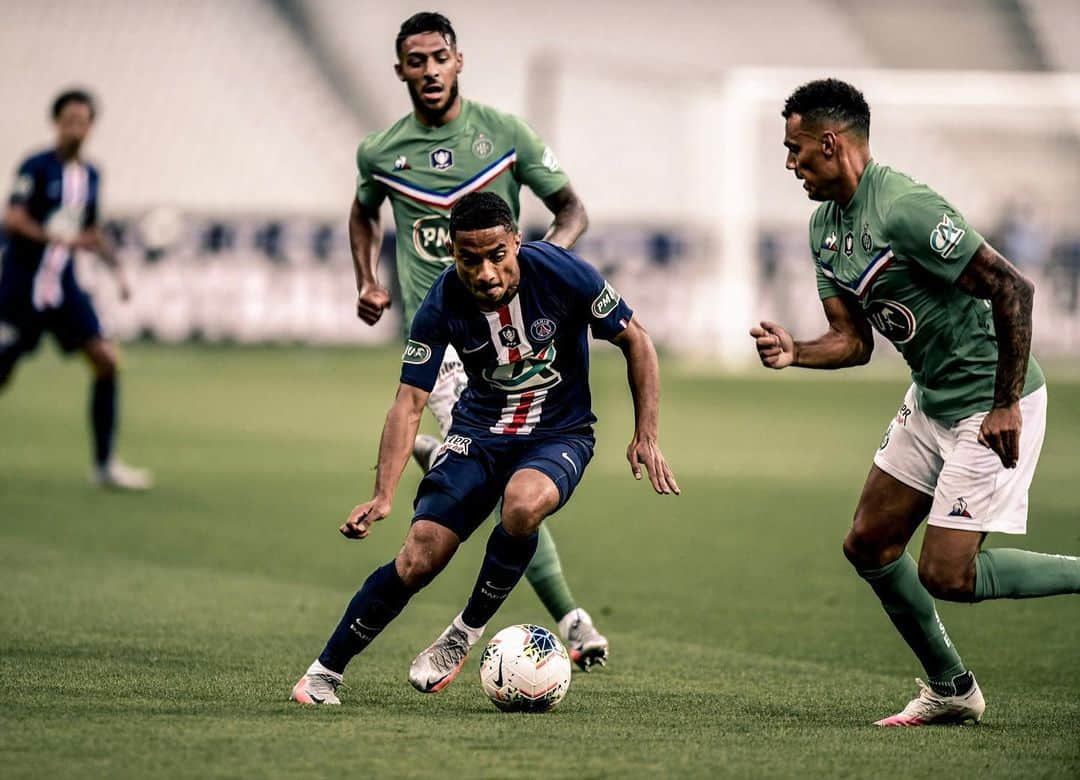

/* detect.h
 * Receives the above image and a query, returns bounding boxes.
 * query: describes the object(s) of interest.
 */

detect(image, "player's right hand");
[357,283,392,325]
[340,498,391,539]
[750,321,795,369]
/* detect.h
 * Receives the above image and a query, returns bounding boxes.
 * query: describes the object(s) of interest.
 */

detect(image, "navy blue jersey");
[401,241,633,436]
[6,149,100,269]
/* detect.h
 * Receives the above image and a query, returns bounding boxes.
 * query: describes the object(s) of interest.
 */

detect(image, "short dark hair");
[782,79,869,139]
[52,89,96,121]
[450,192,517,238]
[396,12,456,57]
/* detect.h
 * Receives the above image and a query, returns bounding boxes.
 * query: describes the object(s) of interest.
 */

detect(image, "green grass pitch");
[1,345,1077,778]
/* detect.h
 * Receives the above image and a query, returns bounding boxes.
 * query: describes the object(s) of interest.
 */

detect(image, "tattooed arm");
[954,242,1034,468]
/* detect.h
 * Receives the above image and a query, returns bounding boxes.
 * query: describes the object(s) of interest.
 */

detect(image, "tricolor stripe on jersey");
[819,246,894,299]
[372,149,517,210]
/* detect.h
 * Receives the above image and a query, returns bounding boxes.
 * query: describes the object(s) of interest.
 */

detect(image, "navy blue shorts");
[0,258,102,378]
[412,427,595,541]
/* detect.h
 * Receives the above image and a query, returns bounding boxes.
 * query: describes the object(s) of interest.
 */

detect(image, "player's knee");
[87,342,119,379]
[918,558,975,602]
[843,521,903,571]
[396,525,455,589]
[500,490,553,537]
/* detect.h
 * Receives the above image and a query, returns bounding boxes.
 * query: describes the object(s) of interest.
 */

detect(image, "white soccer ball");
[479,624,572,713]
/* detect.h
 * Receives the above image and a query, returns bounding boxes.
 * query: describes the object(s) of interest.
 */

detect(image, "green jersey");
[355,99,570,328]
[809,160,1044,424]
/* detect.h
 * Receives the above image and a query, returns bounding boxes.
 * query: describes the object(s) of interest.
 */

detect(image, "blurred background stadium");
[2,0,1078,362]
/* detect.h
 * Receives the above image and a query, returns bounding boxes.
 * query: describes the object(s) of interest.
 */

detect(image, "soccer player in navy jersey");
[292,191,678,704]
[1,89,150,489]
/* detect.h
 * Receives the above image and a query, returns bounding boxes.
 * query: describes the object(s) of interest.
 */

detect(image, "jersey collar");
[408,98,471,140]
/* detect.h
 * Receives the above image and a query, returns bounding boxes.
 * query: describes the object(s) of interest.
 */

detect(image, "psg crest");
[430,148,454,171]
[529,318,556,341]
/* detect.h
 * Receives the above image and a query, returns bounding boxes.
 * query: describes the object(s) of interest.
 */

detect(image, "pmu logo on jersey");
[930,213,966,258]
[591,282,621,318]
[402,339,432,365]
[429,148,454,170]
[949,497,973,518]
[866,299,917,344]
[498,325,521,348]
[412,214,452,263]
[843,231,855,257]
[530,318,556,341]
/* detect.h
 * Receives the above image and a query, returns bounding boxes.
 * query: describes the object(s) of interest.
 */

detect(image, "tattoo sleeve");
[954,242,1034,407]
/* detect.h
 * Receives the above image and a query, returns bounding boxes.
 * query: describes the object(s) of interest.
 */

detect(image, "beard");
[408,81,460,124]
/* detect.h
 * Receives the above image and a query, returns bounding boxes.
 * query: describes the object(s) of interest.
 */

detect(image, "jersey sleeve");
[355,136,387,211]
[399,288,449,392]
[543,243,633,341]
[8,156,39,207]
[511,116,570,200]
[884,190,984,283]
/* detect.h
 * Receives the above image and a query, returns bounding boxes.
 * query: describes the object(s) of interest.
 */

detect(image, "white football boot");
[291,663,343,706]
[412,434,441,472]
[558,608,609,671]
[91,459,153,491]
[874,676,985,726]
[409,615,482,693]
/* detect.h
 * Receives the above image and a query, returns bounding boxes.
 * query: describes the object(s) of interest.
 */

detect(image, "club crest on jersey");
[861,223,872,253]
[930,213,966,258]
[429,148,454,171]
[498,325,521,348]
[402,339,432,364]
[843,231,855,257]
[822,232,839,252]
[948,497,973,518]
[472,134,493,159]
[866,300,917,344]
[394,155,410,170]
[591,282,621,318]
[529,318,556,341]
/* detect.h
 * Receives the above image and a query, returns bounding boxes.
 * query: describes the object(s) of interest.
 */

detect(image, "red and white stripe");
[33,162,88,311]
[484,296,533,364]
[491,388,548,436]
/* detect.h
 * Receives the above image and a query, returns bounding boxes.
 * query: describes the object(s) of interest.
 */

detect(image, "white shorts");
[426,345,468,437]
[873,383,1047,535]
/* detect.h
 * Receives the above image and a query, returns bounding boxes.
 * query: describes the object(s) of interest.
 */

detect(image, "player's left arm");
[512,115,587,248]
[540,184,588,249]
[612,318,680,496]
[954,241,1034,469]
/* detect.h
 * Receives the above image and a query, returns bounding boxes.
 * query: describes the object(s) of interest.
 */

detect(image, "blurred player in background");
[346,12,607,669]
[1,89,150,490]
[293,192,677,705]
[752,79,1080,726]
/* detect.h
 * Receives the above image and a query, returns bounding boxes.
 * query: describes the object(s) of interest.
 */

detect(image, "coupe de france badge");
[430,148,454,171]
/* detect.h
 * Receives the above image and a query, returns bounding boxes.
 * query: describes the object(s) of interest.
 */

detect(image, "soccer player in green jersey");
[751,79,1080,726]
[345,12,608,671]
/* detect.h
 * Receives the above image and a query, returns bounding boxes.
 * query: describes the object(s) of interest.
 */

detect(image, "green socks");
[858,553,967,690]
[524,523,578,621]
[974,548,1080,601]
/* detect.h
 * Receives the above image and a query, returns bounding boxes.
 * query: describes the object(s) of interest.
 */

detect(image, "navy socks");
[462,524,540,629]
[318,562,416,674]
[90,376,117,466]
